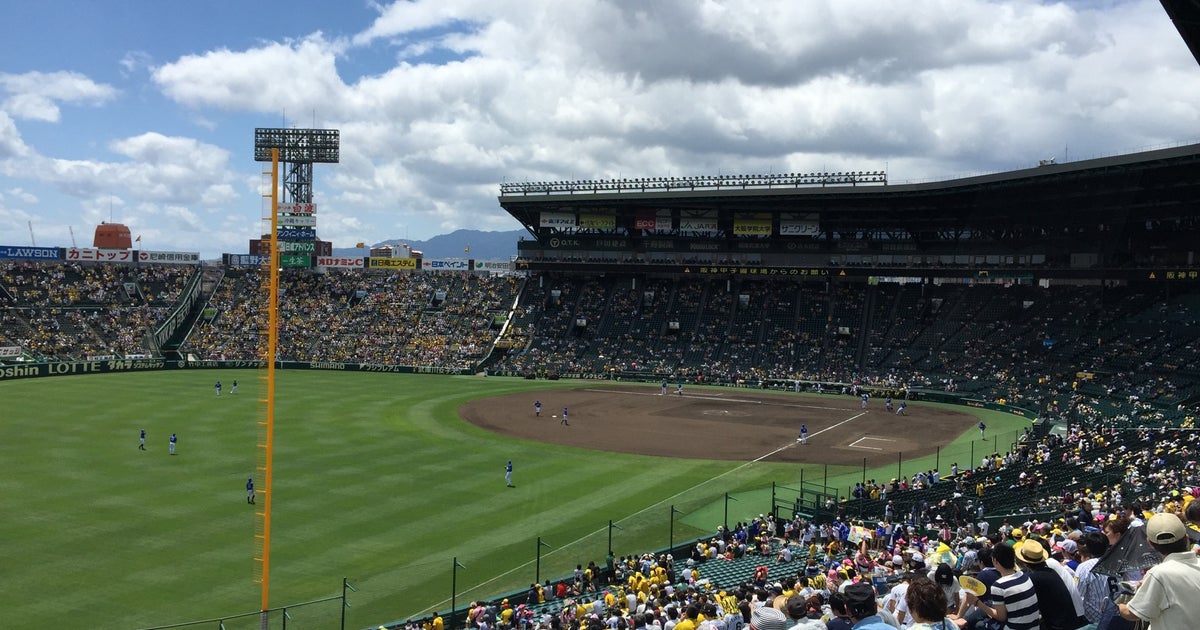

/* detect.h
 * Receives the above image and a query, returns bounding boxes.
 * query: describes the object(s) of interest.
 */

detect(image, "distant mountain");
[332,229,525,259]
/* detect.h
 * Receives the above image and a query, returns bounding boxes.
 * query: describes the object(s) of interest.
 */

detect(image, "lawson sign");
[0,245,60,260]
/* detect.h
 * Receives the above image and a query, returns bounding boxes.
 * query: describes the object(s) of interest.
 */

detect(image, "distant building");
[371,243,422,258]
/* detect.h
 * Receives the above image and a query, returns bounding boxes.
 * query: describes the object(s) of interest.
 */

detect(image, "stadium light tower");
[254,128,340,204]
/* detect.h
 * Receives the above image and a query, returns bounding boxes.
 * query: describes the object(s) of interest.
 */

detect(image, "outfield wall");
[0,360,1036,422]
[0,359,472,381]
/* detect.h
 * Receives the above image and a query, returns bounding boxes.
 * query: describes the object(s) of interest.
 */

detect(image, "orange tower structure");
[93,222,132,249]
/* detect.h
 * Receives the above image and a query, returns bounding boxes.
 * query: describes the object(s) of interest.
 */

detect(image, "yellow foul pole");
[255,148,280,615]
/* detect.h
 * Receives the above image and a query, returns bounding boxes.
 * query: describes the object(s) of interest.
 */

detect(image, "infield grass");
[0,371,1020,629]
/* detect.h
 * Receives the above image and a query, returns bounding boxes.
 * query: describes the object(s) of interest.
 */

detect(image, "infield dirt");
[461,384,976,466]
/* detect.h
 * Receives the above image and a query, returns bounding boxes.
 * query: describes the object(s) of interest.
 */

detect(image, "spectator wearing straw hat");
[1014,539,1086,630]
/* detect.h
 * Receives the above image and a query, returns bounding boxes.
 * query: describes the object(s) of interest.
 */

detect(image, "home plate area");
[841,433,922,454]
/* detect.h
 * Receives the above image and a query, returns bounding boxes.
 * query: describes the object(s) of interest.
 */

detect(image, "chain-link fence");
[138,582,351,630]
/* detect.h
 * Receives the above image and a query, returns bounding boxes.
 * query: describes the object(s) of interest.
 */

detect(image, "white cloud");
[0,111,31,159]
[119,51,155,77]
[0,71,118,122]
[353,0,493,47]
[7,0,1200,257]
[6,187,38,204]
[151,34,348,115]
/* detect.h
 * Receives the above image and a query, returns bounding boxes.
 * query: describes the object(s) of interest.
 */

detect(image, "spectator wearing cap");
[928,563,961,614]
[958,538,978,575]
[840,582,892,630]
[1054,539,1079,571]
[1119,513,1200,628]
[781,594,823,630]
[1013,539,1087,630]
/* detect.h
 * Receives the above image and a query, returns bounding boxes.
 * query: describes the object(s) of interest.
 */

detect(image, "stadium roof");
[1161,0,1200,69]
[499,142,1200,238]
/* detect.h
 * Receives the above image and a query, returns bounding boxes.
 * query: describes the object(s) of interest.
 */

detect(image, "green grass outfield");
[0,370,1024,629]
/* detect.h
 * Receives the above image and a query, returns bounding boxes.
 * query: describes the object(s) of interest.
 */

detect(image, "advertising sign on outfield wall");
[225,254,269,266]
[138,250,201,264]
[368,257,417,269]
[423,259,470,271]
[316,257,364,269]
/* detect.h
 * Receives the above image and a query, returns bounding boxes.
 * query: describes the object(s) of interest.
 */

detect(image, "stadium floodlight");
[253,128,339,163]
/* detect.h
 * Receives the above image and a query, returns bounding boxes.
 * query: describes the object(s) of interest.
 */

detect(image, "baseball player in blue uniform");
[215,380,221,396]
[505,460,514,487]
[247,477,256,504]
[561,407,569,426]
[534,400,541,417]
[139,428,146,450]
[169,433,177,455]
[798,424,808,444]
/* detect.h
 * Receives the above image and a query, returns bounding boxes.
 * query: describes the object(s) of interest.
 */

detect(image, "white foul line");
[848,436,893,451]
[806,411,870,440]
[580,387,850,411]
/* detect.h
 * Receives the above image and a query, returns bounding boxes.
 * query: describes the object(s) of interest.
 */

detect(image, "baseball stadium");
[6,4,1200,630]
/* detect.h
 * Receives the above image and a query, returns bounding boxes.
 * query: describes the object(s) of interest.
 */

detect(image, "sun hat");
[749,605,788,630]
[1015,539,1048,564]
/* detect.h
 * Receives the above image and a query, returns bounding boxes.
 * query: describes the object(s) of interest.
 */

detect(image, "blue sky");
[2,0,1199,258]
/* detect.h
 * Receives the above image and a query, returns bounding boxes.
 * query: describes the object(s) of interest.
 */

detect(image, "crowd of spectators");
[183,268,521,369]
[493,277,1199,429]
[0,261,194,359]
[396,420,1200,630]
[5,264,1199,434]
